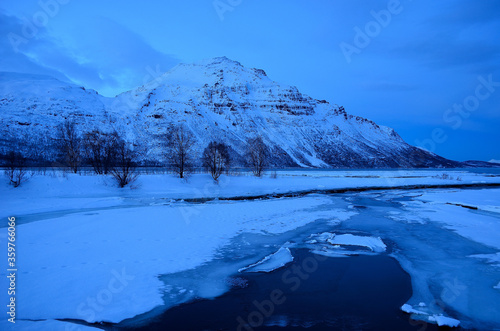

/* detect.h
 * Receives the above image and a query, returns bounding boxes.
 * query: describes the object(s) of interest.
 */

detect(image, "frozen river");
[1,170,500,330]
[110,188,500,330]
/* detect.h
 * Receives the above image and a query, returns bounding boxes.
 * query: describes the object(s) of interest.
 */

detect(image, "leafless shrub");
[5,151,28,187]
[109,138,139,188]
[55,120,82,173]
[202,141,230,182]
[246,136,269,177]
[165,125,195,178]
[83,130,119,174]
[433,173,462,181]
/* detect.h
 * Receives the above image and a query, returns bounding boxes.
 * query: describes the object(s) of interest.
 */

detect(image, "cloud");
[0,12,180,96]
[0,12,72,82]
[385,1,500,70]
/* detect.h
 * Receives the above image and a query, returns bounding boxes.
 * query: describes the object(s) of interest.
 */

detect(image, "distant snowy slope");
[0,58,459,167]
[0,72,117,158]
[0,72,108,126]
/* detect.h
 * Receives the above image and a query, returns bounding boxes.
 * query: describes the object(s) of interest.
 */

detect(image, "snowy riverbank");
[2,169,500,221]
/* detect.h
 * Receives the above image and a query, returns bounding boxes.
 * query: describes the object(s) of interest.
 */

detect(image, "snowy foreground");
[1,169,500,330]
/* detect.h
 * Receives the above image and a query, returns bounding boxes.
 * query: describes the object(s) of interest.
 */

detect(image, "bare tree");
[109,137,138,188]
[4,151,28,187]
[166,125,195,178]
[83,130,118,174]
[246,136,269,177]
[202,141,230,182]
[56,120,82,173]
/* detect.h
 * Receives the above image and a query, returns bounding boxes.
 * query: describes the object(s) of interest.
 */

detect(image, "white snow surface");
[2,169,498,220]
[429,315,461,327]
[411,189,500,250]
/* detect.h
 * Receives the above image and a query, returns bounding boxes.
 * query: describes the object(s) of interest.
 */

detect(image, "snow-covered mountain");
[0,57,458,167]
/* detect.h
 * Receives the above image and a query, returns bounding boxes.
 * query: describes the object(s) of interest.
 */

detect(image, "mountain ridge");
[0,57,483,168]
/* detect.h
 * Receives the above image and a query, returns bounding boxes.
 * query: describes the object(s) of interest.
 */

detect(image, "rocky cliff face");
[0,57,458,168]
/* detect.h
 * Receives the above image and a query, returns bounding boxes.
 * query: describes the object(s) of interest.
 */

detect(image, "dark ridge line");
[445,202,479,210]
[171,182,500,204]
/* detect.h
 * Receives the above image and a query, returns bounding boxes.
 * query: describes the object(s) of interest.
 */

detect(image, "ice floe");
[305,232,387,257]
[239,246,294,272]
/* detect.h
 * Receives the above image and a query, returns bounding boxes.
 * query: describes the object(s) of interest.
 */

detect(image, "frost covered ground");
[0,169,500,330]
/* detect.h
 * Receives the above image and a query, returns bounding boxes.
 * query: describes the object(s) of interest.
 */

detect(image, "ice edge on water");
[401,303,461,328]
[239,245,294,273]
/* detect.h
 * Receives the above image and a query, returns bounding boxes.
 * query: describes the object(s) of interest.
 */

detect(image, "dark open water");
[107,249,441,331]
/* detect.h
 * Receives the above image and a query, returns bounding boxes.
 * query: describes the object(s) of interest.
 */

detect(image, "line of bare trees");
[53,120,139,188]
[163,124,269,181]
[3,120,271,187]
[164,125,231,182]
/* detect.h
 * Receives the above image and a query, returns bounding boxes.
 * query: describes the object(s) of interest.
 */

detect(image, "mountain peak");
[141,57,270,90]
[195,57,269,78]
[199,56,242,66]
[176,56,243,69]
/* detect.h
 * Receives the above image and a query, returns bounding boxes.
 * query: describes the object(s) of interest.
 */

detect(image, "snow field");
[0,194,334,323]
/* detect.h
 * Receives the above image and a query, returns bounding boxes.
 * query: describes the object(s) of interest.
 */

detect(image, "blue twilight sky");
[1,0,499,162]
